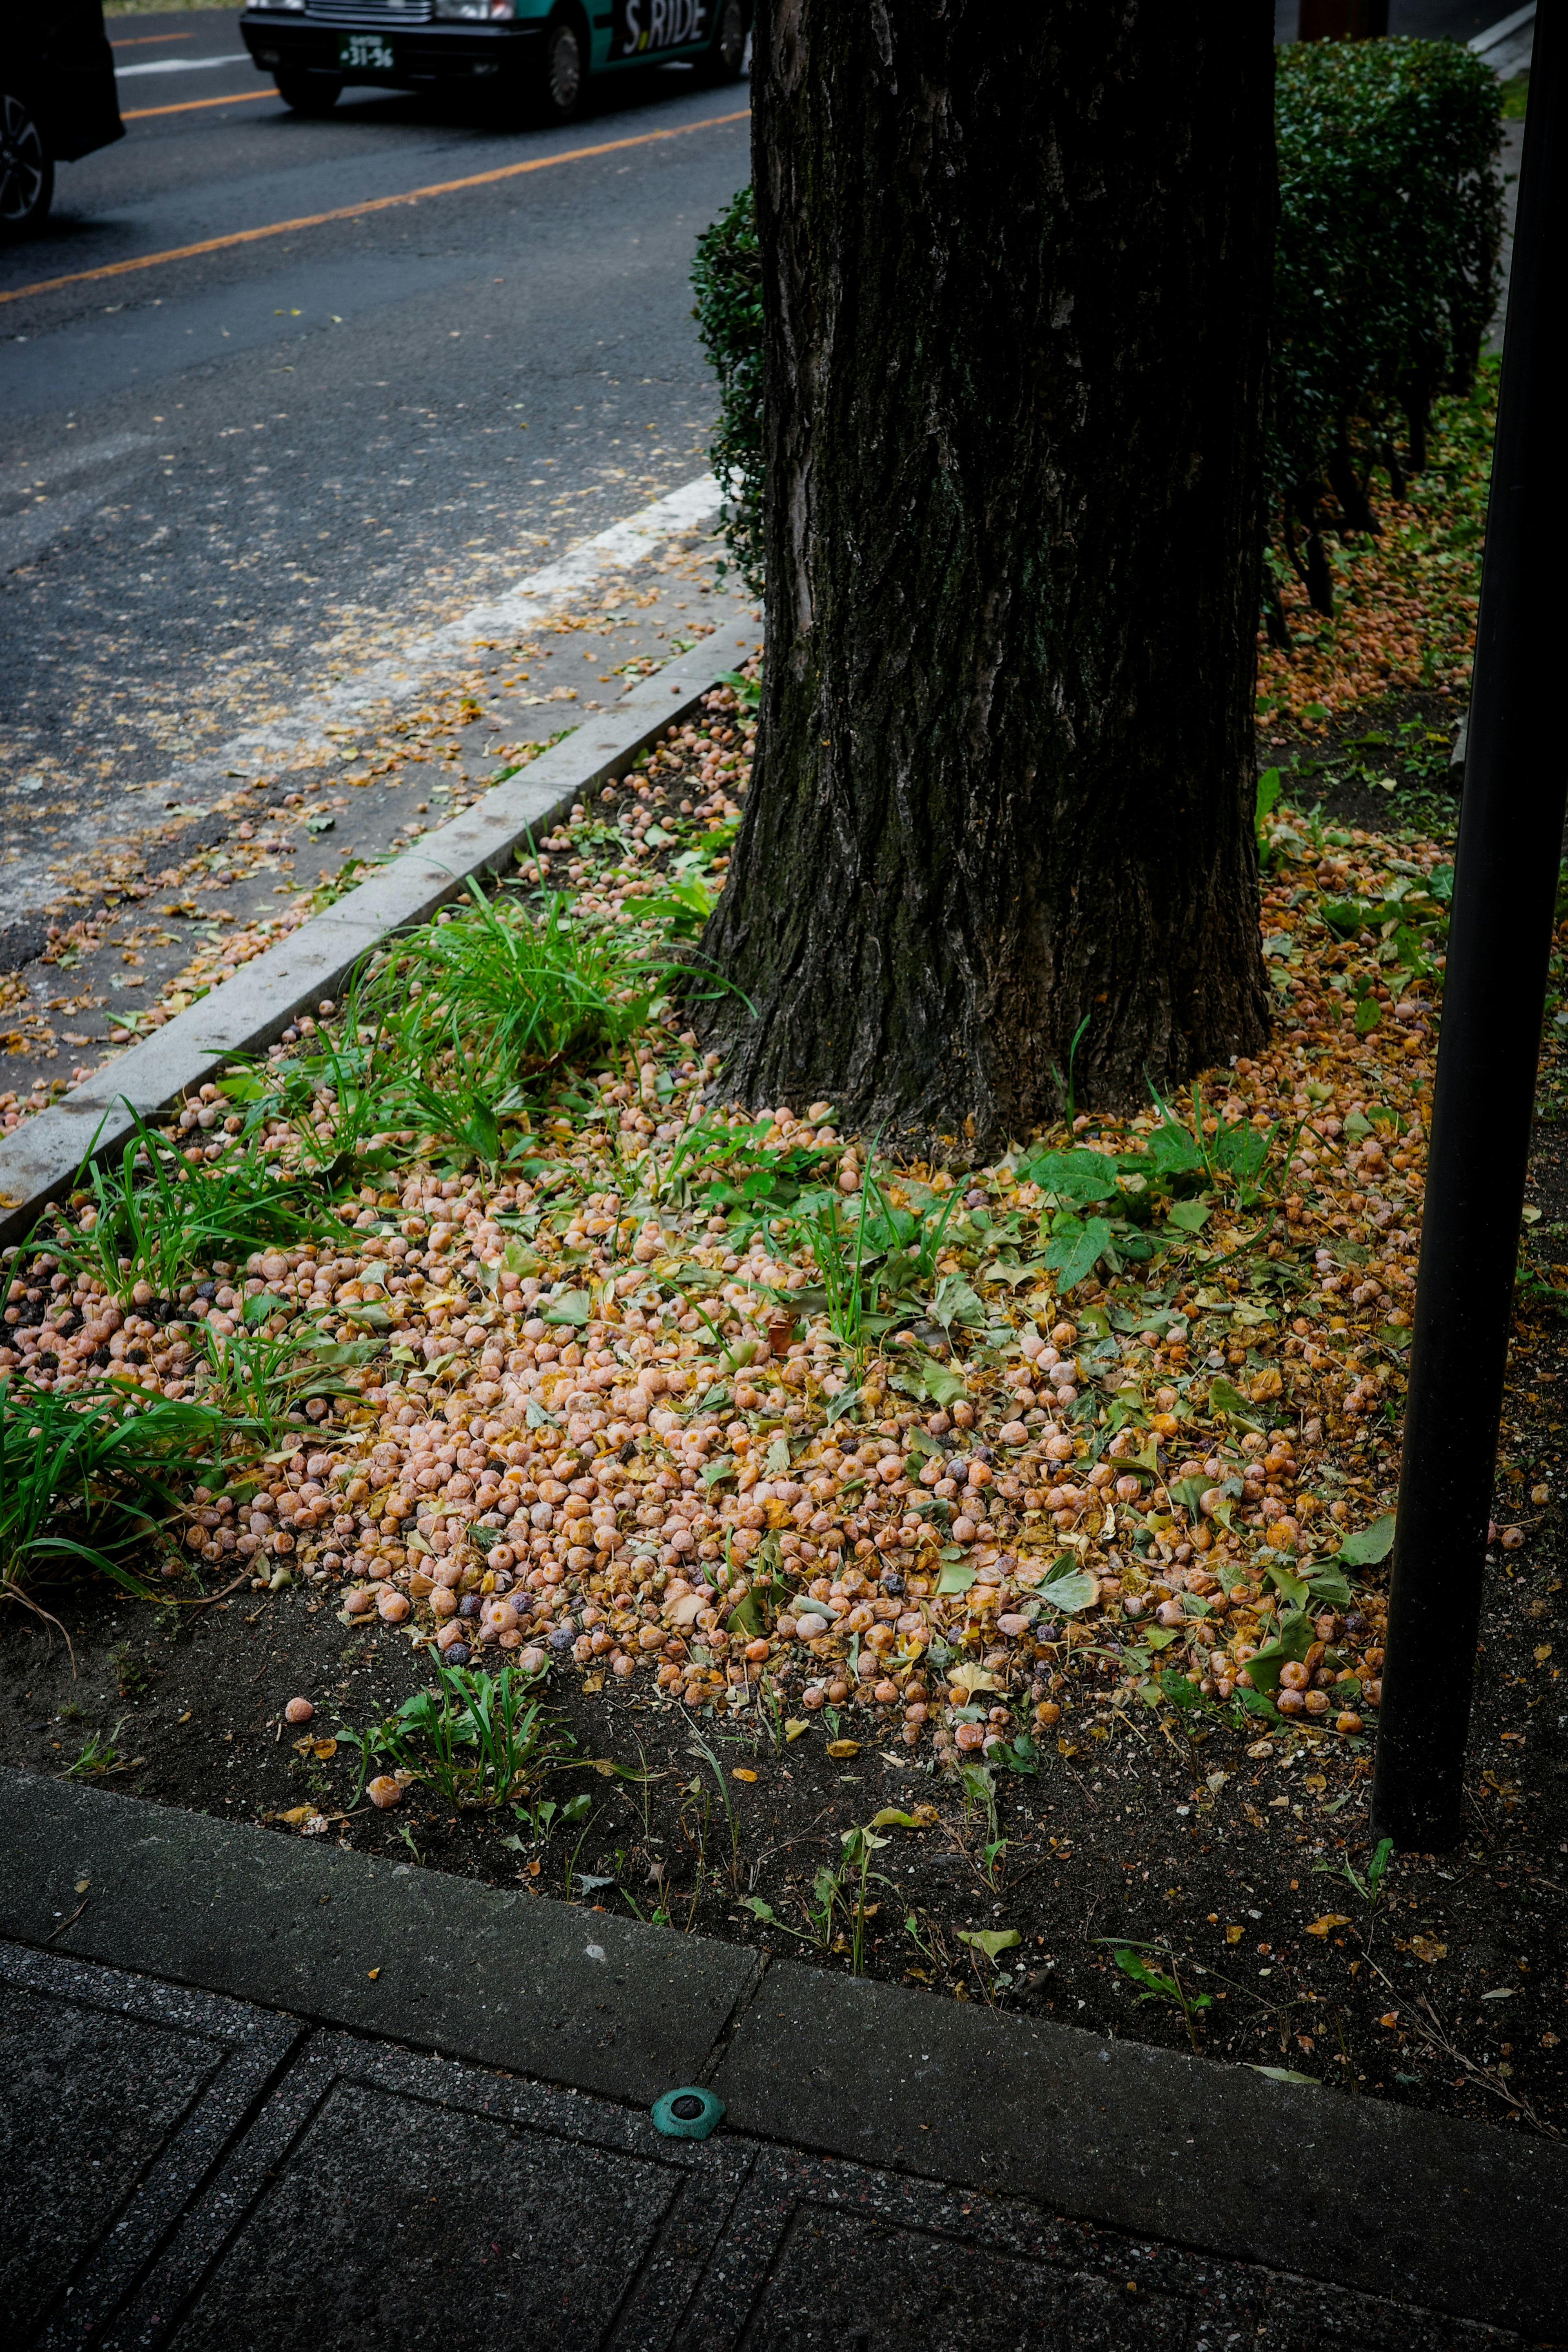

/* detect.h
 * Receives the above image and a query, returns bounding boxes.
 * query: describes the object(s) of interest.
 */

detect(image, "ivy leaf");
[1339,1513,1395,1566]
[928,1274,987,1331]
[1145,1121,1205,1177]
[542,1289,591,1326]
[1264,1559,1310,1609]
[1242,1608,1316,1696]
[1303,1559,1354,1609]
[1038,1563,1099,1616]
[1167,1199,1212,1234]
[1042,1216,1114,1294]
[1025,1149,1121,1203]
[1206,1375,1267,1430]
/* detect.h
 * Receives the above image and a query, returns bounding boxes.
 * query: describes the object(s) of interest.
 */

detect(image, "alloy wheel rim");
[0,96,44,225]
[548,28,582,109]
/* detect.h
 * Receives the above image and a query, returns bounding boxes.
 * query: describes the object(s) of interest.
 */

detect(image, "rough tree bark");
[701,0,1276,1158]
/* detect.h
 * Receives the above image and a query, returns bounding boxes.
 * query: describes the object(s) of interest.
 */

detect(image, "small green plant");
[58,1111,325,1302]
[959,1762,1008,1884]
[1104,1940,1213,2052]
[1050,1011,1092,1124]
[687,1728,742,1887]
[839,1820,893,1974]
[368,886,703,1159]
[1314,1833,1394,1912]
[643,856,719,941]
[902,1909,950,1976]
[62,1719,128,1777]
[196,1318,370,1450]
[339,1662,574,1809]
[0,1377,225,1618]
[1255,766,1284,867]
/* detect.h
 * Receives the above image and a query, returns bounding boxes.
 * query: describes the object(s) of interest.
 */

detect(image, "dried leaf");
[956,1927,1020,1963]
[1306,1913,1352,1937]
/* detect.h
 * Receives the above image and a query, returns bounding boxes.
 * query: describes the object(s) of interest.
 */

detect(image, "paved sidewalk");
[3,1770,1563,2350]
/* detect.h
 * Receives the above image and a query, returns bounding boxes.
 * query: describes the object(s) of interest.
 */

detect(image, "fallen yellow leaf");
[1225,1924,1244,1944]
[732,1767,757,1782]
[1410,1934,1447,1963]
[1535,1645,1553,1664]
[278,1804,313,1826]
[367,1967,380,1980]
[825,1739,861,1759]
[784,1719,810,1742]
[1306,1914,1352,1936]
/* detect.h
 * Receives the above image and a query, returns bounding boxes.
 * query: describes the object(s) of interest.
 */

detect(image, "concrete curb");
[3,1768,1564,2339]
[0,614,760,1250]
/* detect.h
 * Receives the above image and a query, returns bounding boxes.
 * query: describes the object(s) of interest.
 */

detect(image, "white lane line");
[171,472,723,785]
[115,54,253,80]
[3,472,728,910]
[1469,4,1535,56]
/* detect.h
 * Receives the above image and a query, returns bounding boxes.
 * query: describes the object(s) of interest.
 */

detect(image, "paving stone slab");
[711,1956,1568,2343]
[85,2021,1526,2352]
[96,2028,757,2352]
[674,2141,1521,2352]
[0,1770,756,2104]
[0,1942,301,2350]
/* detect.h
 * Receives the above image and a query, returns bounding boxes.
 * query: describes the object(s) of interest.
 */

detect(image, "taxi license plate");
[339,31,394,69]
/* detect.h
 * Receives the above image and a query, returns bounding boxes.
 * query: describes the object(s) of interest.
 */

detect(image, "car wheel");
[0,90,52,241]
[535,16,586,123]
[692,0,746,85]
[275,73,343,116]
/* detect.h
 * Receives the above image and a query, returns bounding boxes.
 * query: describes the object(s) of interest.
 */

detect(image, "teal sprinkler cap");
[651,2085,726,2140]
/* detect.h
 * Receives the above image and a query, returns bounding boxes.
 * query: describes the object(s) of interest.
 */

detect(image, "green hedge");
[691,185,765,597]
[1271,36,1503,627]
[693,38,1504,627]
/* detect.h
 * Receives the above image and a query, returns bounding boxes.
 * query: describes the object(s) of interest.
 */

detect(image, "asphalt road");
[0,7,751,914]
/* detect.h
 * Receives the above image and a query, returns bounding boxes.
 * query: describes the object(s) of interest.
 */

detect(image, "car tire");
[534,13,587,124]
[275,73,343,116]
[692,0,746,85]
[0,89,53,241]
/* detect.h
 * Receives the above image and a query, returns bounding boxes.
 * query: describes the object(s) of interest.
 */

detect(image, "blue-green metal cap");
[651,2085,726,2140]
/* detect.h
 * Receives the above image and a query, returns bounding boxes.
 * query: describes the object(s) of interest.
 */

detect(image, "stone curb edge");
[0,613,760,1251]
[2,1769,1562,2340]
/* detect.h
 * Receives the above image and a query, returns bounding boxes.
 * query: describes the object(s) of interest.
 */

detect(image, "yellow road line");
[122,89,272,120]
[112,31,196,47]
[1,107,748,306]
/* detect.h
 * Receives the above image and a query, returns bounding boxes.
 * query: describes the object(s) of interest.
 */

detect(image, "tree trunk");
[700,0,1275,1158]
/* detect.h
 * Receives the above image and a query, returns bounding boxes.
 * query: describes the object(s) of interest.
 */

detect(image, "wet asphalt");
[0,7,751,915]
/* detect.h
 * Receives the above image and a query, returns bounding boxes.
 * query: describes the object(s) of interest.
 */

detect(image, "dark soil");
[1261,687,1464,842]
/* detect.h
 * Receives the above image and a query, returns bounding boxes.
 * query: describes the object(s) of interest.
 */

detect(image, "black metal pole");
[1370,9,1566,1850]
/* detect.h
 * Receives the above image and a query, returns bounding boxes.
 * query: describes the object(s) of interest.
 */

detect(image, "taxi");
[240,0,749,122]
